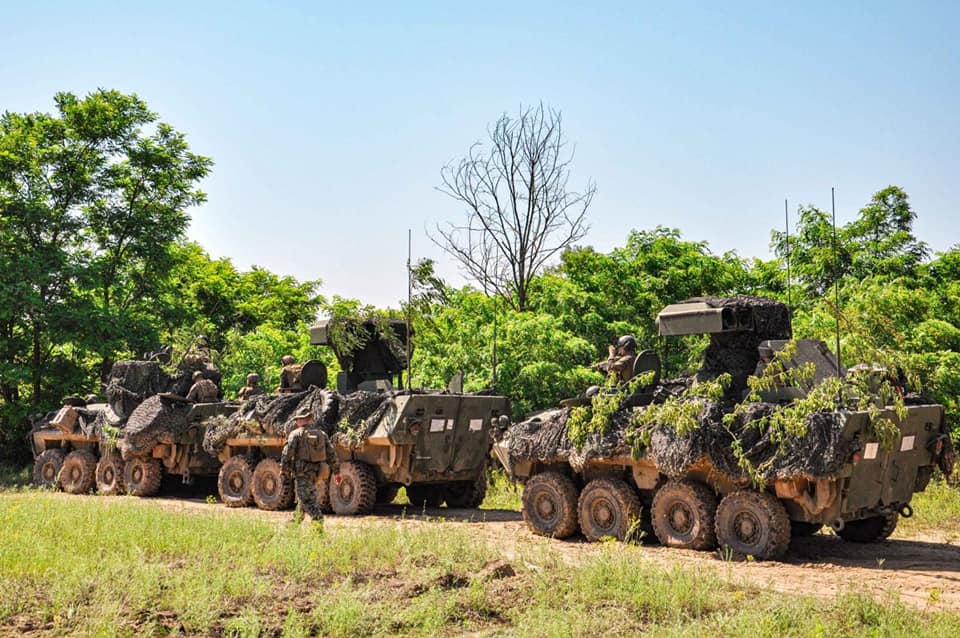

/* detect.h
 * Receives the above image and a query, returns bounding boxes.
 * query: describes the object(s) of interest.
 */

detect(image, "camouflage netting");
[504,399,852,482]
[201,388,417,456]
[105,361,170,419]
[692,296,792,399]
[118,395,193,459]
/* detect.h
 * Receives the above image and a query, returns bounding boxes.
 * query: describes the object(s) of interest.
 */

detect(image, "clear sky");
[2,1,957,309]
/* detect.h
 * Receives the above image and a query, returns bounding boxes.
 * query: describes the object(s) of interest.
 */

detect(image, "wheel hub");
[668,502,693,534]
[104,467,115,483]
[263,475,277,496]
[229,472,244,492]
[592,499,614,529]
[132,466,144,483]
[340,480,354,501]
[43,464,56,481]
[733,511,761,545]
[535,494,556,520]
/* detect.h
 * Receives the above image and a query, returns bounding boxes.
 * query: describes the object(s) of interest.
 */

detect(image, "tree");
[434,104,595,311]
[0,90,211,459]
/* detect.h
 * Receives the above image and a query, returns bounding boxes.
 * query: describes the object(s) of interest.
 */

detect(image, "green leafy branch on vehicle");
[567,372,656,449]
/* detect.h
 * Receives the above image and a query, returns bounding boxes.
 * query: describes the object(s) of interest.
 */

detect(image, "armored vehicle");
[30,351,236,497]
[495,297,954,560]
[205,318,510,515]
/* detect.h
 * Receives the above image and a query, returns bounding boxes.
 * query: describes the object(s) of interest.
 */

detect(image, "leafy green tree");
[0,90,210,459]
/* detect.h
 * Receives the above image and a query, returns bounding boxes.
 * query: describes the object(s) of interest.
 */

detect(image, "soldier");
[592,335,639,384]
[185,370,219,403]
[279,355,303,393]
[237,373,264,400]
[281,406,340,519]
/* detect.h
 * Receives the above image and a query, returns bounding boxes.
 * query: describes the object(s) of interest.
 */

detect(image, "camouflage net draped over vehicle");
[118,395,194,459]
[105,361,169,419]
[201,388,419,456]
[502,400,850,482]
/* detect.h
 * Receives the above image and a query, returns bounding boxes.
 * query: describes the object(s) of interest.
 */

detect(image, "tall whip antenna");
[406,229,413,390]
[491,252,498,392]
[784,199,792,312]
[831,188,842,377]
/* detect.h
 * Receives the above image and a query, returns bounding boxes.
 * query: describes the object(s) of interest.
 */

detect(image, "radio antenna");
[784,199,792,312]
[831,188,842,377]
[406,229,413,390]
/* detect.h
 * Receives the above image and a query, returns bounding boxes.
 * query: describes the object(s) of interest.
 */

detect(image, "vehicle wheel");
[251,458,294,511]
[442,474,487,508]
[651,480,718,550]
[790,521,823,537]
[578,477,643,542]
[123,456,162,497]
[521,471,579,539]
[837,512,898,543]
[376,484,400,505]
[59,450,97,495]
[218,455,255,507]
[406,484,444,509]
[95,451,124,495]
[33,449,67,489]
[715,490,791,560]
[329,461,376,515]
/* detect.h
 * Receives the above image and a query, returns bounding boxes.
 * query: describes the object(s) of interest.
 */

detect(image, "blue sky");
[2,1,957,308]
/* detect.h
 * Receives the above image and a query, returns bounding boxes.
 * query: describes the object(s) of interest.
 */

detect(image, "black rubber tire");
[218,455,255,507]
[578,477,643,542]
[33,449,66,489]
[123,456,162,497]
[651,480,718,550]
[715,490,791,560]
[442,474,488,508]
[60,450,98,495]
[251,458,295,511]
[837,513,899,543]
[790,521,823,537]
[521,471,580,539]
[376,484,400,505]
[95,451,125,496]
[406,484,444,509]
[329,461,376,515]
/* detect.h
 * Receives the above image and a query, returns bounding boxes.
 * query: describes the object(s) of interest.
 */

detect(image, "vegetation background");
[2,91,959,466]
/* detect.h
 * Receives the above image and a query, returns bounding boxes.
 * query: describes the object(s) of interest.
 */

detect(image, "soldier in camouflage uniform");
[278,355,303,393]
[237,373,264,400]
[185,370,219,403]
[281,406,339,519]
[592,335,639,384]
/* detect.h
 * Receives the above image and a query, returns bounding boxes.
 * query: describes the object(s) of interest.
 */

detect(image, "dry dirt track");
[79,482,960,613]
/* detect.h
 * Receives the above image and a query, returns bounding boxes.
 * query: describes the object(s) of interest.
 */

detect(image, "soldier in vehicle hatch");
[237,373,263,400]
[592,335,639,384]
[279,355,303,392]
[186,370,219,403]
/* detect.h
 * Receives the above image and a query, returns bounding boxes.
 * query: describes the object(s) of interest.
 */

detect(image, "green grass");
[1,492,960,637]
[899,478,960,539]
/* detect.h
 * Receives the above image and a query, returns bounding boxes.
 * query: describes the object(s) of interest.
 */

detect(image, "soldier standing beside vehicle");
[186,370,219,403]
[592,335,639,384]
[237,373,264,400]
[281,406,340,519]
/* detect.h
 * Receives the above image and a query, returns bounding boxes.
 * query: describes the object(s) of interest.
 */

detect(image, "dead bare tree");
[434,104,595,311]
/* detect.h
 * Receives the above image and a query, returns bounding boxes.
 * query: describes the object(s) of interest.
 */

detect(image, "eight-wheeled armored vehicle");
[205,318,510,515]
[494,297,954,560]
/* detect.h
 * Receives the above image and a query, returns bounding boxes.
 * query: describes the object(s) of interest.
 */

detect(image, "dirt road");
[90,483,960,612]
